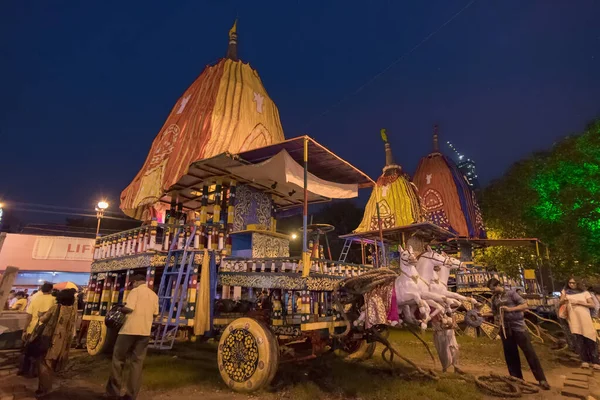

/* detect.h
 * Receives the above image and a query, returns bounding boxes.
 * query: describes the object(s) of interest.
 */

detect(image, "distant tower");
[446,139,480,189]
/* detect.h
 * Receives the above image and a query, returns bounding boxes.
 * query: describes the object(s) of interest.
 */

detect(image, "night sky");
[1,1,599,222]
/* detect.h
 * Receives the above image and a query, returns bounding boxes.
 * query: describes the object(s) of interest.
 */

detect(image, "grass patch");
[67,327,559,399]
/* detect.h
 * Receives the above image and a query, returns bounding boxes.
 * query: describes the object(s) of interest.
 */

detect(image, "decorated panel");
[233,185,273,232]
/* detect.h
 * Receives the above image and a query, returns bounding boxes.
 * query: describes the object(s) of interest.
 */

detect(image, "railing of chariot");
[219,256,374,278]
[93,220,228,260]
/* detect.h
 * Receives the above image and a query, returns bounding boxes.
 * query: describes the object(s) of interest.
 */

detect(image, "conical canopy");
[413,126,486,238]
[354,130,423,232]
[120,21,285,219]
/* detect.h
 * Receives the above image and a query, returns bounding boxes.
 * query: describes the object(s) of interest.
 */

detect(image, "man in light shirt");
[106,274,158,400]
[18,283,55,376]
[24,283,55,335]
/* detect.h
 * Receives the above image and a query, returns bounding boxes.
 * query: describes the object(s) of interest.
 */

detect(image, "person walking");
[31,289,78,396]
[487,278,550,390]
[105,274,158,400]
[560,278,600,369]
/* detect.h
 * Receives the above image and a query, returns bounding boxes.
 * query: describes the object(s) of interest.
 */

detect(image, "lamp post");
[95,201,109,237]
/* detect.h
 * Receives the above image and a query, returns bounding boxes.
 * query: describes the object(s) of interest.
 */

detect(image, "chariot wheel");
[217,317,279,393]
[86,320,117,356]
[335,331,376,361]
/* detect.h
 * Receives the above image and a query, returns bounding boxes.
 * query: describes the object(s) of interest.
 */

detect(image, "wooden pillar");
[110,272,123,305]
[146,265,156,290]
[92,276,103,315]
[213,179,223,224]
[226,181,236,255]
[84,273,97,316]
[100,273,114,316]
[123,270,134,304]
[272,290,283,326]
[185,259,200,320]
[300,290,311,324]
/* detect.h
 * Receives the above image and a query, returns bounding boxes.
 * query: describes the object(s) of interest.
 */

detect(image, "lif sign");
[32,237,95,261]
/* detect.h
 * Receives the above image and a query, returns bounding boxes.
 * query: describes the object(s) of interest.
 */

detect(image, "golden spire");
[229,19,237,38]
[226,19,238,61]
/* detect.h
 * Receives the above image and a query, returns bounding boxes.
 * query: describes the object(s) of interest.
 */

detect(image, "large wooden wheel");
[86,320,117,356]
[217,317,279,393]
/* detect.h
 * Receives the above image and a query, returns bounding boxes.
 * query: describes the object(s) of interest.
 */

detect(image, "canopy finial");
[226,19,238,61]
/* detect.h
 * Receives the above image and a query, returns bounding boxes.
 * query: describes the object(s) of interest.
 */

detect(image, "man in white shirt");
[106,274,158,400]
[18,283,55,376]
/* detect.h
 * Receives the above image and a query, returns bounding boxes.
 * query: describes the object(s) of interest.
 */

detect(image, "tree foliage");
[477,119,600,281]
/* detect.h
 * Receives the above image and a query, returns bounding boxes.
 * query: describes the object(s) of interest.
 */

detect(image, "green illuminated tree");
[477,119,600,281]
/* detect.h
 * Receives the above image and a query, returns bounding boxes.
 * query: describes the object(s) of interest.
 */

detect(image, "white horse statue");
[430,256,478,308]
[412,246,454,319]
[394,245,435,329]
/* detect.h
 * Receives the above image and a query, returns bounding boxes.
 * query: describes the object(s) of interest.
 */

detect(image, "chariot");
[83,136,383,392]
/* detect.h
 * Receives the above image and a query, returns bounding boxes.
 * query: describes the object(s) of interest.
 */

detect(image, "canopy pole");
[302,137,311,277]
[375,202,385,267]
[360,240,365,264]
[303,137,309,254]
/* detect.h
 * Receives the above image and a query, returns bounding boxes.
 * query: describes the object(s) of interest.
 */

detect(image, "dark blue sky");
[1,1,599,221]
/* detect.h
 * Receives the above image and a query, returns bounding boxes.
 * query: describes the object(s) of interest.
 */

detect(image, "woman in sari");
[560,278,600,369]
[33,289,77,397]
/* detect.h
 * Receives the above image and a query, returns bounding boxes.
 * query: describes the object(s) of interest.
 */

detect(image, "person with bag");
[560,278,600,369]
[18,283,55,377]
[105,274,158,400]
[29,289,77,397]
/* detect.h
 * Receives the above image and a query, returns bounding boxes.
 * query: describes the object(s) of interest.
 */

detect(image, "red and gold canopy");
[120,22,285,219]
[413,126,486,238]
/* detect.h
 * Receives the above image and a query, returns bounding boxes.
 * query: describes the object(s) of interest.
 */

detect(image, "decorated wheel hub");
[341,336,363,354]
[221,328,260,382]
[87,320,102,351]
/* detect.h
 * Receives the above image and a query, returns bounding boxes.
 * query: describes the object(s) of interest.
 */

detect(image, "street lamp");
[95,201,109,237]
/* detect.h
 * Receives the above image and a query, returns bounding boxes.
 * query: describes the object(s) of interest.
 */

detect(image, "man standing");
[19,283,55,376]
[24,283,55,336]
[487,278,550,390]
[106,274,158,400]
[432,312,463,374]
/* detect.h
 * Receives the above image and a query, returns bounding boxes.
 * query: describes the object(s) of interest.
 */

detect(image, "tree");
[477,119,600,281]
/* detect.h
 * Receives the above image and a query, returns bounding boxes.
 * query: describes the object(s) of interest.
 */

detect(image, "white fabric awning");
[228,150,358,201]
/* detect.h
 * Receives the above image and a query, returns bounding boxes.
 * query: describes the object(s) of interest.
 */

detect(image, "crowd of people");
[5,283,79,397]
[5,275,158,399]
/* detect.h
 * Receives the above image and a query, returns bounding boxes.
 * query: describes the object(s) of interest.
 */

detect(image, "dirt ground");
[4,329,596,400]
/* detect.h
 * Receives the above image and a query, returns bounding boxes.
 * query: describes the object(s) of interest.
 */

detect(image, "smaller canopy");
[228,150,358,201]
[53,281,78,291]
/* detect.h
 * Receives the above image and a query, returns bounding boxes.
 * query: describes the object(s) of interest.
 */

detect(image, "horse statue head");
[434,252,462,283]
[416,245,448,281]
[397,245,419,283]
